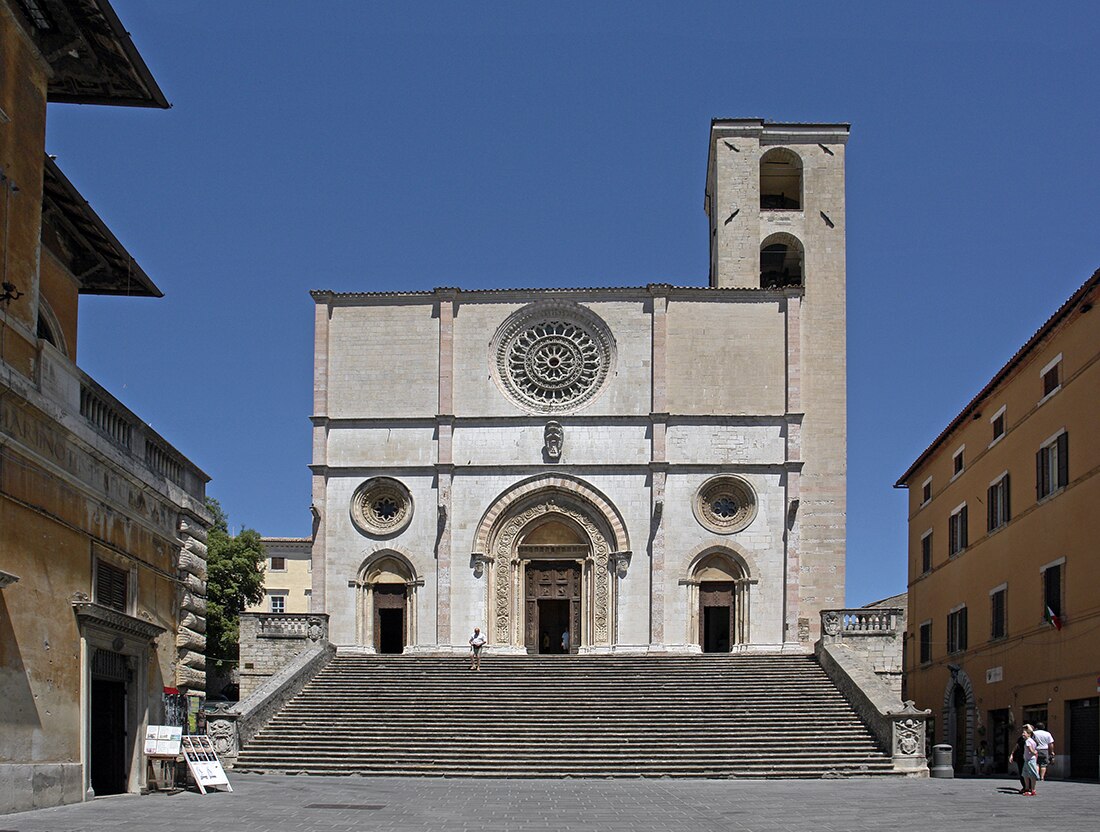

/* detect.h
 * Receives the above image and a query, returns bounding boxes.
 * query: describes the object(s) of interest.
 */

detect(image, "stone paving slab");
[2,774,1096,832]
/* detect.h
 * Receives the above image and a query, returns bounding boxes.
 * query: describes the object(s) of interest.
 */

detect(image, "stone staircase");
[233,654,899,778]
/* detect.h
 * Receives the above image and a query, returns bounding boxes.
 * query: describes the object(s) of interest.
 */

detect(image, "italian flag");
[1047,606,1063,631]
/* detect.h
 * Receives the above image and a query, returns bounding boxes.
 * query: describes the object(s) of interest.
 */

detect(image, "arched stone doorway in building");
[472,475,631,653]
[684,549,753,652]
[943,667,976,774]
[355,552,420,653]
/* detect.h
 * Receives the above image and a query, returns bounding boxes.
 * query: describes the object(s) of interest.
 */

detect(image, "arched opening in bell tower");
[760,147,802,210]
[760,233,804,288]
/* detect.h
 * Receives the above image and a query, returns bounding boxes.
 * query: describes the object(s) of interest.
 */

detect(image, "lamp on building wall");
[1,281,24,304]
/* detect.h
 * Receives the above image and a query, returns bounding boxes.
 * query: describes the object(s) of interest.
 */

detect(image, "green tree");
[205,497,266,670]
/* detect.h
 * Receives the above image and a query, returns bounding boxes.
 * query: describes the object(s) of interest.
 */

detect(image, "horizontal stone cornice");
[72,600,167,641]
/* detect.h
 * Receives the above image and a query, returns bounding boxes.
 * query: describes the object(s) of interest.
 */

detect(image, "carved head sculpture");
[544,421,564,460]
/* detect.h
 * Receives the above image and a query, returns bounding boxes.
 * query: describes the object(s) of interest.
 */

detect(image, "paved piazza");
[3,774,1096,832]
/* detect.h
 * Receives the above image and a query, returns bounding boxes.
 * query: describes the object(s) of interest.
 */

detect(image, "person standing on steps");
[1032,722,1055,780]
[469,627,487,671]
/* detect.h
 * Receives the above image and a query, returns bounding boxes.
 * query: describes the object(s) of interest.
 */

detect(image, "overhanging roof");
[42,155,162,297]
[13,0,169,108]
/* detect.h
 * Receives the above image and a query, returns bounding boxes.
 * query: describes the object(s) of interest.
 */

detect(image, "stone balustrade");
[816,607,929,775]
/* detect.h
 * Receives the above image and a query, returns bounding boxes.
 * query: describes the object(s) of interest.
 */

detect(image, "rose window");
[491,303,615,413]
[351,478,412,537]
[693,476,758,534]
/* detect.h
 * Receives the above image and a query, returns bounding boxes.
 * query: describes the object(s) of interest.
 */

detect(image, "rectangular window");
[95,561,129,612]
[270,595,285,614]
[952,446,965,477]
[1023,704,1048,728]
[1043,561,1063,619]
[990,585,1007,640]
[947,606,968,653]
[987,474,1010,531]
[921,477,932,506]
[270,556,287,571]
[1036,432,1069,499]
[990,406,1006,444]
[920,530,933,574]
[919,621,932,664]
[1040,354,1062,399]
[949,504,968,555]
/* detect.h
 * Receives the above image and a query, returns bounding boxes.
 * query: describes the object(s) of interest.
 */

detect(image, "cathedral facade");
[309,119,848,654]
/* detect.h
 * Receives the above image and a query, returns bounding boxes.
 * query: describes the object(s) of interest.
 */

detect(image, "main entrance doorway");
[90,649,129,796]
[374,584,407,654]
[524,561,581,654]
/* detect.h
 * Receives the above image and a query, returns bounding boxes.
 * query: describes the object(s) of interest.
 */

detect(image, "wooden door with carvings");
[524,561,581,653]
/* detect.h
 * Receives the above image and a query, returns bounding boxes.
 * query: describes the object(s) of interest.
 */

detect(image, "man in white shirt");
[469,627,487,671]
[1032,722,1055,780]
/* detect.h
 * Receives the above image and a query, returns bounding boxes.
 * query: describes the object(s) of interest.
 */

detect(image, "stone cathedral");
[308,119,848,655]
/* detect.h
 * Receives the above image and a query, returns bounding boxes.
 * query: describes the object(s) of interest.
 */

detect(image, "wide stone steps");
[234,654,897,778]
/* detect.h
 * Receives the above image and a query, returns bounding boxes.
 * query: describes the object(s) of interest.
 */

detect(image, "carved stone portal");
[489,499,614,648]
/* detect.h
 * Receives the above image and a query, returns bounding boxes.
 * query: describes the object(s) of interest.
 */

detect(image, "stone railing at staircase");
[816,608,930,776]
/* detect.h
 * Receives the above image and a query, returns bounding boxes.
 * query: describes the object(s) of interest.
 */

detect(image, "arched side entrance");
[354,550,420,653]
[942,667,977,774]
[473,475,630,652]
[682,547,754,652]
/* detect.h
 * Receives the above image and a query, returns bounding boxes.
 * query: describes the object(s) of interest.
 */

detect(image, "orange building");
[1,1,210,811]
[897,269,1100,779]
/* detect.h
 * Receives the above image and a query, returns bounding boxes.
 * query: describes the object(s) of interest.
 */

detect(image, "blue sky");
[47,2,1100,605]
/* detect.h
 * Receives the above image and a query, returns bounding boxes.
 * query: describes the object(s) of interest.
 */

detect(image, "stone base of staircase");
[233,654,902,779]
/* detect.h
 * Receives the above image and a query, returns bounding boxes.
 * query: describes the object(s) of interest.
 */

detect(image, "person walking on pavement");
[469,627,487,671]
[1021,727,1040,796]
[1009,724,1032,793]
[1033,722,1055,780]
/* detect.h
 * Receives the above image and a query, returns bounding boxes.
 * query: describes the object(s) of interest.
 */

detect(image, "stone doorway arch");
[942,666,977,774]
[472,475,630,652]
[682,546,755,652]
[353,550,421,653]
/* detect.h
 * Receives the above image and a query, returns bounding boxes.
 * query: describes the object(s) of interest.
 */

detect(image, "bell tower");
[705,118,851,636]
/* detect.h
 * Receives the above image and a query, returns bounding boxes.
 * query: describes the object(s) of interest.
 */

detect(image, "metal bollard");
[930,744,954,778]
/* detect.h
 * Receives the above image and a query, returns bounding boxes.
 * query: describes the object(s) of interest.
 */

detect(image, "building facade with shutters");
[0,0,210,812]
[247,538,314,615]
[309,120,848,659]
[896,269,1100,780]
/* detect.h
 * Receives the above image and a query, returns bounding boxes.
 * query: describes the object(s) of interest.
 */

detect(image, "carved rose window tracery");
[351,478,413,537]
[491,303,615,413]
[693,476,758,535]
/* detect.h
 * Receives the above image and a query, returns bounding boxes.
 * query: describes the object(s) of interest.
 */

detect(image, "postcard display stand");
[143,725,183,791]
[182,735,232,794]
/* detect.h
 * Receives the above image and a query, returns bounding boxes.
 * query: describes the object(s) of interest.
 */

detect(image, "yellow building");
[1,0,210,811]
[897,269,1100,779]
[247,538,313,615]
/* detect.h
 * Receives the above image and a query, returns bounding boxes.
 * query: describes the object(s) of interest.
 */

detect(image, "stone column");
[435,289,456,648]
[649,285,669,648]
[311,297,330,612]
[783,291,804,650]
[177,513,208,692]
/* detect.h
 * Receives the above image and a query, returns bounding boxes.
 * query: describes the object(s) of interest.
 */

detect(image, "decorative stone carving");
[491,498,613,645]
[613,551,632,578]
[350,477,413,537]
[307,618,325,642]
[207,714,239,759]
[490,302,616,413]
[544,421,564,461]
[470,552,491,578]
[71,601,166,642]
[890,700,932,764]
[692,475,758,534]
[822,610,842,636]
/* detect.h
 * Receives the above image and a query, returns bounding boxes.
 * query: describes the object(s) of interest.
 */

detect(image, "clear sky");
[46,2,1100,606]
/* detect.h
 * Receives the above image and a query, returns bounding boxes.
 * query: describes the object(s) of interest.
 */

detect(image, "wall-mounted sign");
[985,667,1003,684]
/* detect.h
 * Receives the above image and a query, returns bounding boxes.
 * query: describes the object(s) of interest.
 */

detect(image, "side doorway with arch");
[687,550,751,652]
[355,552,419,654]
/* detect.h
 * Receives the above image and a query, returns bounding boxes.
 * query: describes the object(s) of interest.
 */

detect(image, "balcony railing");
[35,340,207,499]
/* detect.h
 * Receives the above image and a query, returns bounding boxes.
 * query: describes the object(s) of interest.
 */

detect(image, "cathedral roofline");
[310,285,800,303]
[710,118,850,143]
